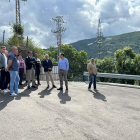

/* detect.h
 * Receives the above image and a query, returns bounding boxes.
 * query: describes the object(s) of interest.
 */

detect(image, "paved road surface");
[0,81,140,140]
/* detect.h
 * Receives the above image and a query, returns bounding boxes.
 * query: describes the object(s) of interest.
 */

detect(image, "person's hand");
[48,68,51,70]
[24,71,26,75]
[5,68,8,72]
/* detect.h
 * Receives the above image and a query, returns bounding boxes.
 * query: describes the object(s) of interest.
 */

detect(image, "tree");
[7,34,19,46]
[114,46,135,84]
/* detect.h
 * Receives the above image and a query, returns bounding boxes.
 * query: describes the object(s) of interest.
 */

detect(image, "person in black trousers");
[0,46,6,93]
[4,50,10,92]
[35,53,41,85]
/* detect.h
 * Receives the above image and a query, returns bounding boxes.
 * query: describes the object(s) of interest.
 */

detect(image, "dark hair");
[60,53,64,57]
[18,53,22,56]
[28,51,32,54]
[1,46,6,49]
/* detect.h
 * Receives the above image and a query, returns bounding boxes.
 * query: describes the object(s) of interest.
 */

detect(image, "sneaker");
[10,92,17,96]
[94,89,98,91]
[15,91,21,95]
[88,87,91,90]
[1,90,7,94]
[1,90,4,93]
[5,89,10,93]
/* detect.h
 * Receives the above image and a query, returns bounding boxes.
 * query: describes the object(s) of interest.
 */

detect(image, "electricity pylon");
[95,19,104,59]
[9,0,27,25]
[51,16,67,61]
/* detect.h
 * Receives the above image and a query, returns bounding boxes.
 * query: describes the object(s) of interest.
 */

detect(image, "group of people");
[0,46,70,97]
[0,45,97,97]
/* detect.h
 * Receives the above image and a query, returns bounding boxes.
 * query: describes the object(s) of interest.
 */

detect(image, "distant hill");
[69,31,140,59]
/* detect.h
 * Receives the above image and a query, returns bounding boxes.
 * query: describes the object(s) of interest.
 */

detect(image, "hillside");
[69,31,140,59]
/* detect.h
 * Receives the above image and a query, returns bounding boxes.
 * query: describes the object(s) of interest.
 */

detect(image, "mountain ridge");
[69,31,140,59]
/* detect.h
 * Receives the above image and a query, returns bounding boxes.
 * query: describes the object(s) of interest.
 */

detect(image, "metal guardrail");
[83,72,140,81]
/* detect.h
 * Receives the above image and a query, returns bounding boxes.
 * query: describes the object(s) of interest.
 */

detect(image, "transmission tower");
[95,19,104,59]
[51,16,67,61]
[9,0,27,25]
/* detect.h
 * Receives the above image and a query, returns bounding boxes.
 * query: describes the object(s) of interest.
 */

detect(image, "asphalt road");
[0,81,140,140]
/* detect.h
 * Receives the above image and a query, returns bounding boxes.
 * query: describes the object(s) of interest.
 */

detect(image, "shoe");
[1,90,4,93]
[57,87,63,90]
[53,85,57,88]
[5,89,10,93]
[15,91,21,95]
[28,86,31,89]
[47,85,49,89]
[1,90,7,94]
[66,87,68,90]
[10,92,17,96]
[32,86,37,88]
[88,87,91,90]
[38,83,41,85]
[94,89,98,91]
[19,83,23,85]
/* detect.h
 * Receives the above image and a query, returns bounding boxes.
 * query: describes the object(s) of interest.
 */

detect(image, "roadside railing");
[83,72,140,81]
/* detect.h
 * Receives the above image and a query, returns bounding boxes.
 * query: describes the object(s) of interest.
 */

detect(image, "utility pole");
[9,0,27,25]
[3,30,5,44]
[95,19,104,59]
[51,16,67,61]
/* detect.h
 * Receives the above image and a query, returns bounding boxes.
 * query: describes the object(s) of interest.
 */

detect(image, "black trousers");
[1,69,6,90]
[36,69,40,84]
[4,71,10,89]
[19,68,24,84]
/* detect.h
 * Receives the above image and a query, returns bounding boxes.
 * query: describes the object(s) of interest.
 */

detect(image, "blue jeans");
[9,71,20,93]
[88,74,96,89]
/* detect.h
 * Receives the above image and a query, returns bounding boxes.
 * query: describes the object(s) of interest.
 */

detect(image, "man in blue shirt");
[57,53,69,90]
[6,46,20,96]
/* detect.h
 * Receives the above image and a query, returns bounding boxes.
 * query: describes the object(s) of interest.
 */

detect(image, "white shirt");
[35,58,40,62]
[3,53,7,69]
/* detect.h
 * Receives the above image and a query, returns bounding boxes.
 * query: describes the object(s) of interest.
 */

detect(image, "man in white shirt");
[4,50,10,93]
[0,46,6,93]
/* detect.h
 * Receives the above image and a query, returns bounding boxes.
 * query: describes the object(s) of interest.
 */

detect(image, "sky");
[0,0,140,48]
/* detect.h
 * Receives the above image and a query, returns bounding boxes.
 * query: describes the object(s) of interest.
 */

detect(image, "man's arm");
[58,60,60,71]
[50,60,53,69]
[5,60,12,72]
[48,60,53,70]
[66,59,69,71]
[87,64,92,74]
[0,55,3,68]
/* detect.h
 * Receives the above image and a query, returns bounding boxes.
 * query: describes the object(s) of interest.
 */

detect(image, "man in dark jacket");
[25,51,37,89]
[42,54,56,89]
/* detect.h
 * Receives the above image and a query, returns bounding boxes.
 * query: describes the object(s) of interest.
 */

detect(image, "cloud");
[0,0,140,48]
